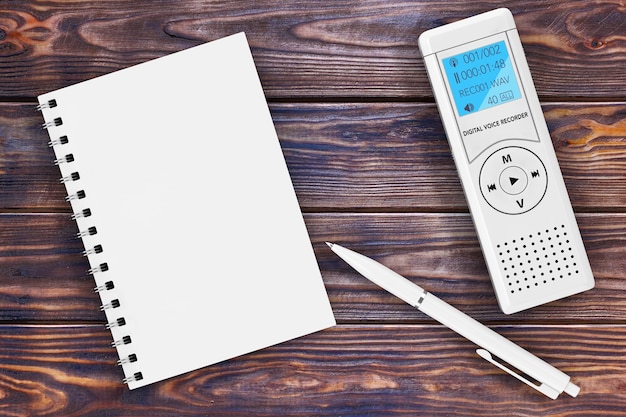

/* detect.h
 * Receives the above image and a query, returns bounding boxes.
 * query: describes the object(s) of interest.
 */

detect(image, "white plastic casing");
[419,8,594,313]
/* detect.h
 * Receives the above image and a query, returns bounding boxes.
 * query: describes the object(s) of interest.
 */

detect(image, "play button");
[499,166,528,195]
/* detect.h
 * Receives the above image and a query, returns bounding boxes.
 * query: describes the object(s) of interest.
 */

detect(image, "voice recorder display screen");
[442,40,522,117]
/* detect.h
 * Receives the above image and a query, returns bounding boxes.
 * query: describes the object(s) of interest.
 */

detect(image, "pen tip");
[325,242,334,248]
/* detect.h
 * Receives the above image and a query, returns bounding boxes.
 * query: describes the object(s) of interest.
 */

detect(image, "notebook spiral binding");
[38,98,144,386]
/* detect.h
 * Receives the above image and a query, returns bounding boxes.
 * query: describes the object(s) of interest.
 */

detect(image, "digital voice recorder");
[418,8,594,313]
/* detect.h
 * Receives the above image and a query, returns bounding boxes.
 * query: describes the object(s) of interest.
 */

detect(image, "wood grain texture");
[0,0,625,98]
[1,324,625,417]
[1,212,624,324]
[0,213,99,322]
[2,102,625,212]
[0,103,67,210]
[1,0,625,413]
[312,213,626,324]
[275,102,626,211]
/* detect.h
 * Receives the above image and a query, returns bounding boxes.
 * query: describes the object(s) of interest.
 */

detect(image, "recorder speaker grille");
[496,224,580,294]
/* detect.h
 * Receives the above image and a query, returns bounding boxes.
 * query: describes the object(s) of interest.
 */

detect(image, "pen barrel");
[418,292,571,394]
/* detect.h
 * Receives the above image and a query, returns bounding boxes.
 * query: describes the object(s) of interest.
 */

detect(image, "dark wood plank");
[276,102,626,211]
[1,324,624,416]
[0,213,100,322]
[0,103,68,210]
[1,212,624,323]
[0,1,624,99]
[2,102,626,212]
[313,213,626,324]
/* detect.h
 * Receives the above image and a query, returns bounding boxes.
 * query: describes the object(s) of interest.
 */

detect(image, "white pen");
[326,242,580,399]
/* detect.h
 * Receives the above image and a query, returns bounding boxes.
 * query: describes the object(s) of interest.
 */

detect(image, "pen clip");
[476,349,560,399]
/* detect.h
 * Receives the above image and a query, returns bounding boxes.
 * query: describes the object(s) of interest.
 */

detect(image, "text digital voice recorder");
[418,8,594,313]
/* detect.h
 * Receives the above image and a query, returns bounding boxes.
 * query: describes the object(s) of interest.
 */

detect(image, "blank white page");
[38,32,335,389]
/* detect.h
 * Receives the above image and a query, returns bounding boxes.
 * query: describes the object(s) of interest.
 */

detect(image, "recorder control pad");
[479,146,547,215]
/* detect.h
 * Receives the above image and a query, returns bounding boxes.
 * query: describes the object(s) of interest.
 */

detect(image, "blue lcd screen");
[442,40,522,117]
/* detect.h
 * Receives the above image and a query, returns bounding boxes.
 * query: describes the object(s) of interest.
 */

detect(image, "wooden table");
[2,1,625,415]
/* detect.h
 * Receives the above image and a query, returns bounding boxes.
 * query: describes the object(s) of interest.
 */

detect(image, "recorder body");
[419,8,594,313]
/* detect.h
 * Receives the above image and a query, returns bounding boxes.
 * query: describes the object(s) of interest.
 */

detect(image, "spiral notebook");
[37,32,335,389]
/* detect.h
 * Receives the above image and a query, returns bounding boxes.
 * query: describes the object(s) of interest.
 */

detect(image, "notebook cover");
[38,32,336,389]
